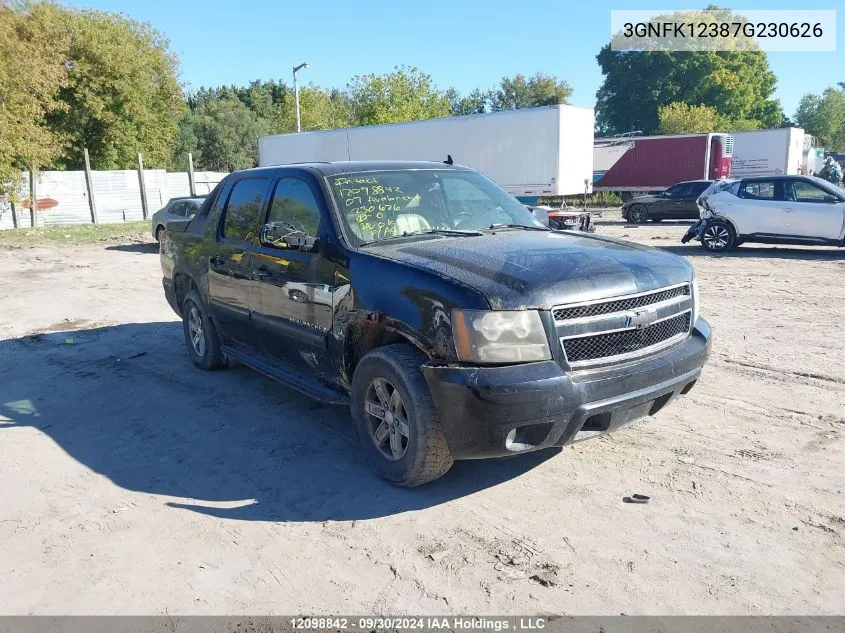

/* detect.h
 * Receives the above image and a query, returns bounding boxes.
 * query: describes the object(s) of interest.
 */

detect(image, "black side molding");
[221,345,349,405]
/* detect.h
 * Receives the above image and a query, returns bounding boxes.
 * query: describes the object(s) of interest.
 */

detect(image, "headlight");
[691,273,700,324]
[452,309,551,363]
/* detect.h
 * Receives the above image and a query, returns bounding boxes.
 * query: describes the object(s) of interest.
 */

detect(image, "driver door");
[251,175,335,372]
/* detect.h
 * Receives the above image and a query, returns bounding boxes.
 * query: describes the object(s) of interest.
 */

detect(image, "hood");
[365,230,692,310]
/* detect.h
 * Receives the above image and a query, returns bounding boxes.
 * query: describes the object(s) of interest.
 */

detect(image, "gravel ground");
[0,219,842,615]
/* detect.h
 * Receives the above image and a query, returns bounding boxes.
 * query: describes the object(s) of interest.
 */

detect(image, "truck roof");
[240,160,474,177]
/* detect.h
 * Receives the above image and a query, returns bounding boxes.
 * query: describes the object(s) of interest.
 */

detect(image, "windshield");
[327,169,546,245]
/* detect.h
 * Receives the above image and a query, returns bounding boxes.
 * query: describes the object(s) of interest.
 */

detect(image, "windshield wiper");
[358,228,483,247]
[488,223,550,231]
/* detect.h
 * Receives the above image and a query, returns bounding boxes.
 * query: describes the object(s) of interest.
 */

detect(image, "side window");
[169,201,186,216]
[267,178,322,243]
[221,178,268,241]
[664,184,684,196]
[791,180,832,203]
[739,180,776,200]
[185,202,200,218]
[690,182,711,196]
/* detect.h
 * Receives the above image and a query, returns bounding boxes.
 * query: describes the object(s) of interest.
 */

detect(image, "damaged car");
[683,175,845,252]
[160,161,711,487]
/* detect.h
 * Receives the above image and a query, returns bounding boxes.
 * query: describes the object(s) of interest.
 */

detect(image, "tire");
[182,290,226,370]
[628,204,649,224]
[155,225,165,243]
[700,220,736,252]
[351,343,454,487]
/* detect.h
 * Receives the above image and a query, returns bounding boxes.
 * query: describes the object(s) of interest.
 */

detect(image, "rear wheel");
[182,290,226,370]
[628,204,649,224]
[351,344,453,487]
[701,220,736,252]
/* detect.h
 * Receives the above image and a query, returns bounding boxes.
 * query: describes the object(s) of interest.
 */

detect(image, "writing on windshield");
[328,170,540,245]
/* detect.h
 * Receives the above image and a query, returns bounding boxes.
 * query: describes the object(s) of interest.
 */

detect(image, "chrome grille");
[554,283,693,367]
[553,285,689,321]
[563,313,691,363]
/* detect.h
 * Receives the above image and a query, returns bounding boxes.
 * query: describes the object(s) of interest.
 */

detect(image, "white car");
[682,175,845,252]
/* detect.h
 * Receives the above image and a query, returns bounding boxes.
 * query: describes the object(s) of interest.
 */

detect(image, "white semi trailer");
[258,104,595,204]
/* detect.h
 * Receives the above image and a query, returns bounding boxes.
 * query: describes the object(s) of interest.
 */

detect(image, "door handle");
[783,208,794,213]
[256,265,272,277]
[210,256,224,266]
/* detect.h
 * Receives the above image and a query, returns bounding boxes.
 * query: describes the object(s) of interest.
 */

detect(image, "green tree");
[794,88,845,151]
[596,8,783,134]
[175,97,272,172]
[347,66,451,125]
[45,5,183,170]
[0,2,68,198]
[489,73,572,111]
[658,101,761,134]
[446,88,488,116]
[658,102,722,134]
[277,86,352,133]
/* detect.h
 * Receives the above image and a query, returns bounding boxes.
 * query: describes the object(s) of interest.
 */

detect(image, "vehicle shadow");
[0,322,560,523]
[104,242,158,254]
[659,245,844,261]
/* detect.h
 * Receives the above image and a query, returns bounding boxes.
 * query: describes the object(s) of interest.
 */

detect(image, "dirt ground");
[0,218,843,615]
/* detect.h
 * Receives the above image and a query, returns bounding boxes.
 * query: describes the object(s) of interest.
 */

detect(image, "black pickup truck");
[160,161,711,486]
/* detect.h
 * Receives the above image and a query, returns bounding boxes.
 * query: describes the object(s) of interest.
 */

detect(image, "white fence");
[0,169,229,230]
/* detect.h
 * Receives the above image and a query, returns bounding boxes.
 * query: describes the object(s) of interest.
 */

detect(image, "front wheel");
[701,220,736,252]
[351,344,454,487]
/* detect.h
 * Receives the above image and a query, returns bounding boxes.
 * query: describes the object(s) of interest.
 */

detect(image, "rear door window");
[789,179,833,203]
[221,178,268,241]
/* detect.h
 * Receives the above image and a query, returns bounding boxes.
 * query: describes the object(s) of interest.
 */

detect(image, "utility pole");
[293,62,309,133]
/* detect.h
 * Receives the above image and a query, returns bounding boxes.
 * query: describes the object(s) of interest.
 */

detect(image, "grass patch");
[0,221,151,248]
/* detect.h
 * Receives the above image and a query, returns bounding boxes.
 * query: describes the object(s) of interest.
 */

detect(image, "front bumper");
[422,318,712,459]
[681,218,706,244]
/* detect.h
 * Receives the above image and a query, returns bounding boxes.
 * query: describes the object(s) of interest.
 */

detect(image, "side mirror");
[823,194,840,203]
[260,222,318,251]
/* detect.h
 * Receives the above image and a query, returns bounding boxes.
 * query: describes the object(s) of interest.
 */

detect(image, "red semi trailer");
[593,133,734,201]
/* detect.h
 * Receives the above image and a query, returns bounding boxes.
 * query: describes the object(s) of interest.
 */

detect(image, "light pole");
[293,62,308,133]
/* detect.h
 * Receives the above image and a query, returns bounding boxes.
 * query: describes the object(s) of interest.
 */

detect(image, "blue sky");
[70,0,842,118]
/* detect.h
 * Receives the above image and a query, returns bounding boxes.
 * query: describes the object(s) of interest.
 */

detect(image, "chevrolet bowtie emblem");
[628,308,658,329]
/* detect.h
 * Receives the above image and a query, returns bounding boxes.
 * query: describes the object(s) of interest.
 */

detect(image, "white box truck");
[258,104,595,204]
[729,127,820,178]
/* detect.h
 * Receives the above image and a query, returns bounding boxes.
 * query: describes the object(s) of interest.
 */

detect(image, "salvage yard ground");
[0,215,843,614]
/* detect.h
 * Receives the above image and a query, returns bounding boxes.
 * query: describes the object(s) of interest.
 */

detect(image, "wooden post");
[83,148,99,224]
[29,169,36,227]
[187,152,197,197]
[10,201,19,229]
[137,153,149,220]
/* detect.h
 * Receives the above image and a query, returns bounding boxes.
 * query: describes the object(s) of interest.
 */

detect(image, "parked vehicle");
[729,127,820,178]
[160,161,711,486]
[682,175,845,252]
[258,104,595,205]
[151,196,205,243]
[593,133,732,201]
[526,205,595,232]
[622,180,713,223]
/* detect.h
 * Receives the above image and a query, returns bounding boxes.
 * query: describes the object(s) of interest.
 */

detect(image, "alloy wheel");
[187,305,206,357]
[364,377,410,461]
